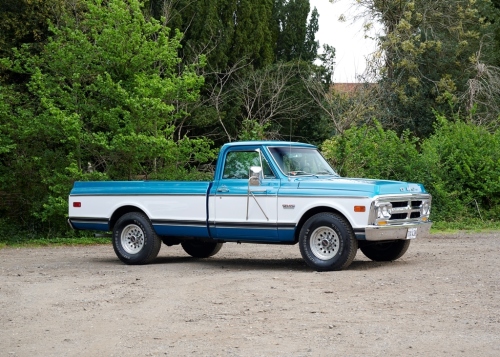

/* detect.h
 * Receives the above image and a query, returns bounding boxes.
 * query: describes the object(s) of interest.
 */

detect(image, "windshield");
[268,147,338,176]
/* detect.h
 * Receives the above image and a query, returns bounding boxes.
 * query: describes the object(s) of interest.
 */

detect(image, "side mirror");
[249,166,262,186]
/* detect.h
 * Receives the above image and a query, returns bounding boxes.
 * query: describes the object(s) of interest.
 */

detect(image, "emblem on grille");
[400,186,420,192]
[399,185,422,192]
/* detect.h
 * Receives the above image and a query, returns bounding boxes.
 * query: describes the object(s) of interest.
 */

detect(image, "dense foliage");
[319,0,500,224]
[0,0,328,234]
[0,0,215,233]
[1,0,500,237]
[143,0,325,144]
[322,117,500,222]
[355,0,500,136]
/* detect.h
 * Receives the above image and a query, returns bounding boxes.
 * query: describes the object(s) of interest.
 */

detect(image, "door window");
[222,151,275,179]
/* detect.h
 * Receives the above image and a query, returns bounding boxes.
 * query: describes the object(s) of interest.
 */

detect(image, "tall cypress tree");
[145,0,322,144]
[274,0,319,62]
[229,0,274,68]
[147,0,274,71]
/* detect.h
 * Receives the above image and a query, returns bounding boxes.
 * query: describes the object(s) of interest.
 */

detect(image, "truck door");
[211,149,279,241]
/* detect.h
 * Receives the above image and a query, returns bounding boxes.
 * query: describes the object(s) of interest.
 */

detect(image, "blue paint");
[71,181,211,196]
[213,226,282,242]
[153,224,209,237]
[70,220,109,231]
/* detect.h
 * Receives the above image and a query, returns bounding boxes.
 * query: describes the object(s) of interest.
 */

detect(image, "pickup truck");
[68,141,432,271]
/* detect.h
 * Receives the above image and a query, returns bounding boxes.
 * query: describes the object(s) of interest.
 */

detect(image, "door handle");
[217,186,229,193]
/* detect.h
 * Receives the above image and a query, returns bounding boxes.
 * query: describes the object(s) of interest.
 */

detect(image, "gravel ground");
[1,232,499,357]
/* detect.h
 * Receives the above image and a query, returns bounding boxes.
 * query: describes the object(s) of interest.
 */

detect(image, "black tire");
[181,240,223,258]
[112,212,161,265]
[360,240,411,261]
[161,236,181,246]
[299,212,358,271]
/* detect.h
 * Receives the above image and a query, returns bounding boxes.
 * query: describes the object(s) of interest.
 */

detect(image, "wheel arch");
[294,206,352,243]
[109,205,149,231]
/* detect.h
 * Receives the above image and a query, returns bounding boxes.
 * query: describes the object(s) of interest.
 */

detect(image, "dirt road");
[1,232,499,357]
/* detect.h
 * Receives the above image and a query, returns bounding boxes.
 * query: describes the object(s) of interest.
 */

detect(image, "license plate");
[406,227,417,239]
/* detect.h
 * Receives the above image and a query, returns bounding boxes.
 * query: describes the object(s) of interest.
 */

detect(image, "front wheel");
[299,213,358,271]
[360,240,411,261]
[181,240,223,258]
[112,212,161,265]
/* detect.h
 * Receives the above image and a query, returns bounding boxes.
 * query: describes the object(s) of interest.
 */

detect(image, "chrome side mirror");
[249,166,262,186]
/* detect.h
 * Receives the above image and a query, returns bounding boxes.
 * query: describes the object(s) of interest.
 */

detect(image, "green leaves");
[321,115,500,222]
[359,0,499,137]
[0,0,326,235]
[421,115,500,220]
[321,121,423,182]
[0,0,213,233]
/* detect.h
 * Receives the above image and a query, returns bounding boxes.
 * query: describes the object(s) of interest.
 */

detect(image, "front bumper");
[358,221,432,241]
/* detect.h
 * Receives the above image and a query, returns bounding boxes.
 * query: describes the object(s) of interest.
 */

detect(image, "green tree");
[0,0,90,86]
[144,0,277,144]
[420,113,500,221]
[146,0,323,145]
[274,0,319,62]
[0,0,215,233]
[356,0,500,136]
[147,0,275,70]
[319,113,500,222]
[321,121,424,181]
[0,0,66,57]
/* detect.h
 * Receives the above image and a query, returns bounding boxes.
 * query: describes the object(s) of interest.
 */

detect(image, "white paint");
[277,195,372,228]
[69,195,207,222]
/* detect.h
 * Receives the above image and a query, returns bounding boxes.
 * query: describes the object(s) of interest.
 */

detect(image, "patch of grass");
[10,237,111,247]
[0,237,111,248]
[0,225,111,248]
[431,219,500,233]
[0,218,113,248]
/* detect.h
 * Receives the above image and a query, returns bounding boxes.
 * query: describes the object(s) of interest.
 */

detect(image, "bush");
[420,114,500,221]
[321,121,425,182]
[321,117,500,223]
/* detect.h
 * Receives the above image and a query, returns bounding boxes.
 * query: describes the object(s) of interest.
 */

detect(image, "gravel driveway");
[1,232,499,356]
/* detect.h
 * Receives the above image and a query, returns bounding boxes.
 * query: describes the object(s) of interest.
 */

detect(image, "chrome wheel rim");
[310,226,340,260]
[121,224,145,254]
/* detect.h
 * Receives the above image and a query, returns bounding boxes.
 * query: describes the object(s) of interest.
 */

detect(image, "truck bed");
[69,181,212,236]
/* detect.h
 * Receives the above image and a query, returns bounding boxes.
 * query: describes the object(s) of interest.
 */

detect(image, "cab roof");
[221,141,316,148]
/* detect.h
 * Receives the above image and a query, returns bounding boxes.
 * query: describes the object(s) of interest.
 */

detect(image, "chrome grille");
[388,199,424,221]
[369,194,432,226]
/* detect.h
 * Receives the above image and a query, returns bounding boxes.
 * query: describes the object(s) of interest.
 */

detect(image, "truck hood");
[296,177,427,196]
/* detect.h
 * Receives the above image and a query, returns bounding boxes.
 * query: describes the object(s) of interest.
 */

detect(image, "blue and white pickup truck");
[68,141,432,271]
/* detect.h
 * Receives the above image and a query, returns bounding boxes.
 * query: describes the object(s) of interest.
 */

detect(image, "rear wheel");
[112,212,161,265]
[299,213,357,271]
[181,240,223,258]
[360,240,411,261]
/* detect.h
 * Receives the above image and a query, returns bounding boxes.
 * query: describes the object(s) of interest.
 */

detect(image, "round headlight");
[378,203,392,219]
[420,201,430,216]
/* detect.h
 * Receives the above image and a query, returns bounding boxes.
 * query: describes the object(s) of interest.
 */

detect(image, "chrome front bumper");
[359,221,432,241]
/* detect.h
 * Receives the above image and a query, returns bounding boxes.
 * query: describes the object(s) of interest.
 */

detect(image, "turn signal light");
[354,206,366,212]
